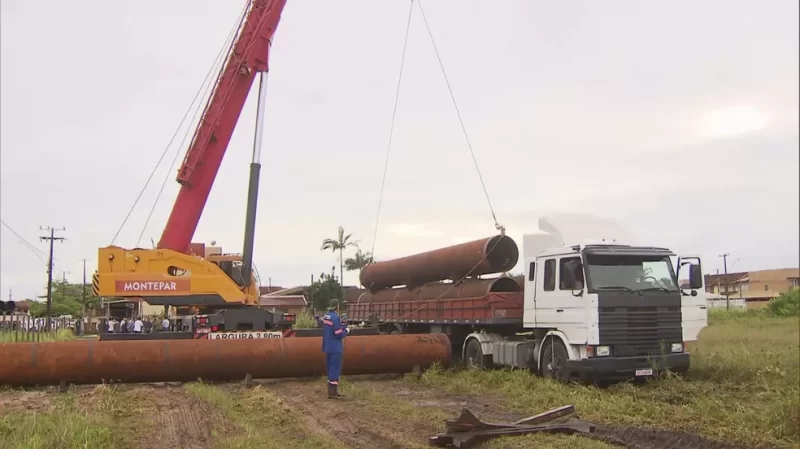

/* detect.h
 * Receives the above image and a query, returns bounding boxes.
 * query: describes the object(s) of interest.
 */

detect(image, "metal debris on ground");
[429,405,596,448]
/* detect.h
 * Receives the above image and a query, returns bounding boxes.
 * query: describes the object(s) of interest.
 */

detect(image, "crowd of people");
[105,316,171,333]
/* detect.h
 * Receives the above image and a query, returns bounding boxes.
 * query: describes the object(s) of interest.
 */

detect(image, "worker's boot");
[327,383,339,399]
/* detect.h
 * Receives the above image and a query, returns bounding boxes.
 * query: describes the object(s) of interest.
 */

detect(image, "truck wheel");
[464,339,493,370]
[540,338,569,382]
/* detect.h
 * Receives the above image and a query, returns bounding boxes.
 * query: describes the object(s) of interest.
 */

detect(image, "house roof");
[259,286,285,295]
[259,295,307,307]
[265,286,305,296]
[343,287,366,304]
[705,272,748,285]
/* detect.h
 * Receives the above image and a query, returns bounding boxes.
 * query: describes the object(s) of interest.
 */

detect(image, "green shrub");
[767,288,800,317]
[293,310,319,329]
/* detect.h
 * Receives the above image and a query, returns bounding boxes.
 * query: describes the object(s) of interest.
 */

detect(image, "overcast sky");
[1,0,798,299]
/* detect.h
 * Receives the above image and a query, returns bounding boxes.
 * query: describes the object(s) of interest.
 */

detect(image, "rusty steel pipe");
[0,334,452,387]
[357,276,521,303]
[360,235,519,291]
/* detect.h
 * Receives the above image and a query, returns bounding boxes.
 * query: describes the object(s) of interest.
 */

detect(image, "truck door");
[676,255,708,341]
[533,254,590,344]
[522,257,537,327]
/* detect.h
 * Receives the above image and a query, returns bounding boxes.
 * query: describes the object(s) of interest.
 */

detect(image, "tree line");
[20,281,108,318]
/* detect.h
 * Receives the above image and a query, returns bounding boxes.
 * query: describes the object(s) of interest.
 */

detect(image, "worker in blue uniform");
[321,298,349,399]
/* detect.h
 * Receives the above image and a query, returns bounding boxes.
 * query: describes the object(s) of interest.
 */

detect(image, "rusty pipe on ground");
[0,334,452,387]
[357,276,521,303]
[360,235,519,292]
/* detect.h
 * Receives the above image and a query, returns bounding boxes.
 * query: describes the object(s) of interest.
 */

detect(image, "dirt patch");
[265,378,430,449]
[0,389,57,414]
[72,383,234,449]
[134,384,233,449]
[593,426,760,449]
[354,377,522,424]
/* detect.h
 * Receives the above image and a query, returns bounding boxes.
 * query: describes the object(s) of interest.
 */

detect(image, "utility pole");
[80,258,89,323]
[40,226,66,331]
[719,253,730,310]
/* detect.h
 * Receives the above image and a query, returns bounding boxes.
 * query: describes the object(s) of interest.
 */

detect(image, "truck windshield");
[585,255,678,293]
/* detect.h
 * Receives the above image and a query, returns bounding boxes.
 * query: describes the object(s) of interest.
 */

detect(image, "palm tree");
[321,226,359,287]
[345,249,374,286]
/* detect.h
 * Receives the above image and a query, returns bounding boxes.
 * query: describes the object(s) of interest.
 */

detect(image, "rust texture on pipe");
[360,235,519,291]
[0,334,452,387]
[357,277,521,303]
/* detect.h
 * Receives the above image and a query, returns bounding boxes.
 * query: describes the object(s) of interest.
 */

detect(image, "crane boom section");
[158,0,287,254]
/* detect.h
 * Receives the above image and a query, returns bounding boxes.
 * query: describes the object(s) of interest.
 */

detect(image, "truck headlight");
[596,346,611,357]
[671,343,683,353]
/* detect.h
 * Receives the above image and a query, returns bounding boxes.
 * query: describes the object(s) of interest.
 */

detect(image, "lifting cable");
[416,0,504,235]
[370,0,415,259]
[134,2,249,248]
[110,0,250,247]
[370,0,505,259]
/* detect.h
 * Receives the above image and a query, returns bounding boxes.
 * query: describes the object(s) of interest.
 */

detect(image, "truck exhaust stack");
[359,235,519,292]
[0,334,452,387]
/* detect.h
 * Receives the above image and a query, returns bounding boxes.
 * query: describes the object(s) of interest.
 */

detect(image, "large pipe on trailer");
[0,333,452,387]
[360,235,519,291]
[357,276,521,303]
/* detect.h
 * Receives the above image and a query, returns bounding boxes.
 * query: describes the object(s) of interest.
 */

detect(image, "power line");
[0,219,48,265]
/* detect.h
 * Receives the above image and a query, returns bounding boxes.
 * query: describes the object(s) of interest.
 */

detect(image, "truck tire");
[464,339,493,370]
[540,338,569,382]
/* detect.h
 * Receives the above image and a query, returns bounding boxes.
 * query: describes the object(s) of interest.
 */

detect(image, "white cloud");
[703,106,769,139]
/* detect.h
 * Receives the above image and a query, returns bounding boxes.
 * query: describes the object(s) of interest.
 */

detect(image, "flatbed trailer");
[349,292,524,326]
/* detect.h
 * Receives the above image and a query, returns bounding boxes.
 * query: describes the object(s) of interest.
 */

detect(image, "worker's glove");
[345,327,351,335]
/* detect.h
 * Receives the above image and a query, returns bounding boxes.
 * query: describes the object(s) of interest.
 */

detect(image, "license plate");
[635,368,653,376]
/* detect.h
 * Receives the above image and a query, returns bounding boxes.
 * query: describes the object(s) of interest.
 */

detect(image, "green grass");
[293,311,319,329]
[0,329,76,343]
[409,314,799,449]
[185,382,350,449]
[0,385,148,449]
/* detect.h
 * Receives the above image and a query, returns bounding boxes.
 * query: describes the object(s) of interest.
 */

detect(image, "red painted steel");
[356,277,521,303]
[348,292,524,323]
[0,334,451,387]
[360,235,520,291]
[159,0,288,253]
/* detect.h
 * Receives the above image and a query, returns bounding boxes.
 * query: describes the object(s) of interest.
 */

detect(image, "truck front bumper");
[565,353,690,379]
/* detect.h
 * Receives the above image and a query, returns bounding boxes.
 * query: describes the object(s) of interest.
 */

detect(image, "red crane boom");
[158,0,287,254]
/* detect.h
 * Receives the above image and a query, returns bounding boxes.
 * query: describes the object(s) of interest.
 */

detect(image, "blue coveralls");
[321,310,347,386]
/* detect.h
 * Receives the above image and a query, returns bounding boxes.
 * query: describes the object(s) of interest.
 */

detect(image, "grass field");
[0,311,797,449]
[413,310,799,448]
[0,328,75,343]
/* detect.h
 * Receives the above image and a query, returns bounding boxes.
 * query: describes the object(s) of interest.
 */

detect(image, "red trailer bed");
[348,292,524,325]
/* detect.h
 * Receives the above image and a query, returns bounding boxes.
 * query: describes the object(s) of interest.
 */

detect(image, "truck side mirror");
[689,265,703,290]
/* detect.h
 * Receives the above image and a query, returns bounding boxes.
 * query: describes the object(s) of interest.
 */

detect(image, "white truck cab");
[468,216,708,381]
